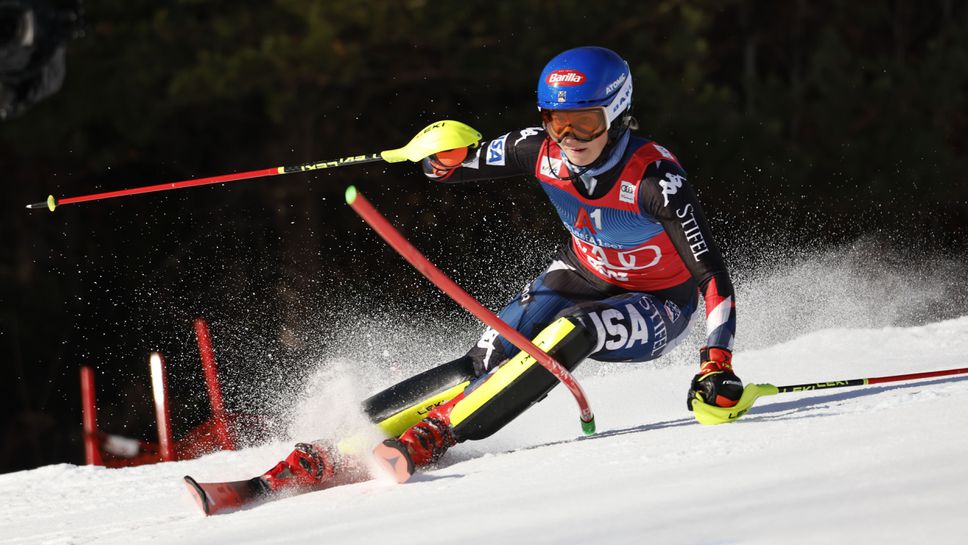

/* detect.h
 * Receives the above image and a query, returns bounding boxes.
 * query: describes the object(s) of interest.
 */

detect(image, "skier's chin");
[561,147,598,166]
[560,133,607,166]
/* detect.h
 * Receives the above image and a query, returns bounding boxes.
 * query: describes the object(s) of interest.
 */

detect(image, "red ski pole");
[25,121,481,212]
[345,186,596,434]
[693,366,968,425]
[772,366,968,392]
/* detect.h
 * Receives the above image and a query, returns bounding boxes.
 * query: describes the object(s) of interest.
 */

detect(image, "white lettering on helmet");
[605,75,633,123]
[547,70,587,86]
[605,72,628,95]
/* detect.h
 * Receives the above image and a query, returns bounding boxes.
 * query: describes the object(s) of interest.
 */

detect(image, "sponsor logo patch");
[619,181,636,204]
[476,328,500,370]
[546,70,586,86]
[514,127,540,146]
[574,207,597,234]
[664,300,682,323]
[659,172,685,207]
[539,156,564,178]
[676,204,710,261]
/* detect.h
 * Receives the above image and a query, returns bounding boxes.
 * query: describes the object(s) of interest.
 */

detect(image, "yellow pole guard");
[380,120,482,163]
[690,383,779,425]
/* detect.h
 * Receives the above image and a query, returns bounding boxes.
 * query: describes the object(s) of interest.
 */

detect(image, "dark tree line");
[1,0,966,472]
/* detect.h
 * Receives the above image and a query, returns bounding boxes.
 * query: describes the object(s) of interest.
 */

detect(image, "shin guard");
[449,316,596,441]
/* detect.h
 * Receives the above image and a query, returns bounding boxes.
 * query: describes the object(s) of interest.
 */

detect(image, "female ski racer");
[264,46,743,487]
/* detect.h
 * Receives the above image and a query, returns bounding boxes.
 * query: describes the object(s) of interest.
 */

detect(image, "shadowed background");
[1,0,966,473]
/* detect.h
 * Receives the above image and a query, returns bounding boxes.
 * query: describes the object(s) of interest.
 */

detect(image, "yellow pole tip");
[47,195,57,212]
[345,186,357,205]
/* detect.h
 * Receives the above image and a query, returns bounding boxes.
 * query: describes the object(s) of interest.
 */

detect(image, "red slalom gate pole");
[194,318,235,450]
[79,366,103,466]
[149,352,176,462]
[345,186,596,434]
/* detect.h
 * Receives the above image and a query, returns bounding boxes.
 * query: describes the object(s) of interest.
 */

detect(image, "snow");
[3,317,967,545]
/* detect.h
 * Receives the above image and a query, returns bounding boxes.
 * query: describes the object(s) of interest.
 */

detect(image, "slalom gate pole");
[692,366,968,425]
[79,366,104,466]
[194,318,235,451]
[345,186,596,435]
[149,352,176,462]
[26,120,482,212]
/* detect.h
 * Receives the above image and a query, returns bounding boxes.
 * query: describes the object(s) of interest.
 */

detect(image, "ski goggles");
[540,107,609,143]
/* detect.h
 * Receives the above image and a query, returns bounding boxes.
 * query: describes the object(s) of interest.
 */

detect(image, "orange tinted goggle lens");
[540,108,608,142]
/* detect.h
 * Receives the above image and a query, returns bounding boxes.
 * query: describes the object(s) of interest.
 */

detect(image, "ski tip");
[372,440,414,484]
[344,185,358,205]
[183,475,212,516]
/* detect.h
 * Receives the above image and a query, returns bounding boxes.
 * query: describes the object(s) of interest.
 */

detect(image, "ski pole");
[692,366,968,425]
[345,186,596,435]
[25,120,481,212]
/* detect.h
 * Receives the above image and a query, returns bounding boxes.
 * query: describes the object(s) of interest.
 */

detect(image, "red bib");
[534,140,692,291]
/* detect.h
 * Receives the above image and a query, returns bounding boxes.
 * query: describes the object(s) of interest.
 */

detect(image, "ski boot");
[185,441,364,515]
[373,393,463,483]
[261,442,336,491]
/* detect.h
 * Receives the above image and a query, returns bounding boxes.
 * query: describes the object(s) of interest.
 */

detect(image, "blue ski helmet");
[537,46,633,137]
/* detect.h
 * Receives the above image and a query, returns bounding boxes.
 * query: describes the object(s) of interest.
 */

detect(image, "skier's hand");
[422,147,468,180]
[687,346,743,410]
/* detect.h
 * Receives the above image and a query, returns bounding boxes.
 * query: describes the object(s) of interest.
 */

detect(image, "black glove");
[421,147,469,180]
[687,346,744,411]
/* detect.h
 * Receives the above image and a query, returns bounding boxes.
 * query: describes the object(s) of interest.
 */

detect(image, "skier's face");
[558,131,608,166]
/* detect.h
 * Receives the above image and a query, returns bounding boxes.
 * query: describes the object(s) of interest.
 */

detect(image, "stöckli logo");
[547,70,586,86]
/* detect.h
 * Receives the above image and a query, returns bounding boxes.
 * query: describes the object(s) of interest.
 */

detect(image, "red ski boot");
[184,441,369,515]
[261,442,336,492]
[373,393,463,483]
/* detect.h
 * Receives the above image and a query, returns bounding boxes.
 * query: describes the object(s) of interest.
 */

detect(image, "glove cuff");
[698,346,733,375]
[422,157,458,180]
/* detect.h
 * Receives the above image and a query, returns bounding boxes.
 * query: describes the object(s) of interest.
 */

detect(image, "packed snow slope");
[3,316,967,545]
